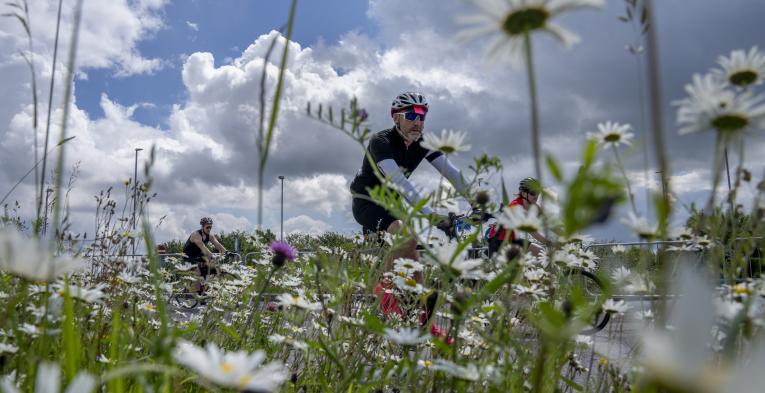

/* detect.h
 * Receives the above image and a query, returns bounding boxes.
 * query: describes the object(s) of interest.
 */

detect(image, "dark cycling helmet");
[200,217,213,226]
[391,91,428,115]
[519,177,540,194]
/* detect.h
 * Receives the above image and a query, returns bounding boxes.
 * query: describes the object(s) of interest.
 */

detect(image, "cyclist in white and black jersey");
[349,91,469,235]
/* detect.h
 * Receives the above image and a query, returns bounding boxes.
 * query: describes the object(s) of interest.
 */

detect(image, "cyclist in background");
[183,217,228,294]
[487,177,549,256]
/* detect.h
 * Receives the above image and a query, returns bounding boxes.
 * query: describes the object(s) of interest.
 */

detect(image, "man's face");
[203,224,212,234]
[393,106,426,142]
[522,191,538,206]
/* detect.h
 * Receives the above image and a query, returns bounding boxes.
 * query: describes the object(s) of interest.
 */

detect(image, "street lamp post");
[278,175,285,241]
[42,187,53,235]
[133,148,143,253]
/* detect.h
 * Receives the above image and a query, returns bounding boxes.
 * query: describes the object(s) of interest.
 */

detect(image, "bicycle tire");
[170,292,198,310]
[568,269,611,335]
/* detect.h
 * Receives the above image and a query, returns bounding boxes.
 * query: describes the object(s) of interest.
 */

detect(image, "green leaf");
[562,377,584,391]
[582,139,598,168]
[362,312,386,333]
[61,286,81,380]
[500,177,510,206]
[220,323,242,342]
[546,155,563,182]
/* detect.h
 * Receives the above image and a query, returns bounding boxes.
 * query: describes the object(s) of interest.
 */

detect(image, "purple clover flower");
[357,109,368,122]
[270,241,296,267]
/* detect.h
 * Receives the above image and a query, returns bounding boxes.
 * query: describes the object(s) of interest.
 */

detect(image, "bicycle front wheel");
[564,269,610,335]
[170,292,198,309]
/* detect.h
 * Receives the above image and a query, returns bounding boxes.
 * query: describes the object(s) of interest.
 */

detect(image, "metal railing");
[585,237,763,298]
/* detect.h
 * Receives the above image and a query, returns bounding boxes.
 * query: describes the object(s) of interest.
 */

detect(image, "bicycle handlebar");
[438,209,495,240]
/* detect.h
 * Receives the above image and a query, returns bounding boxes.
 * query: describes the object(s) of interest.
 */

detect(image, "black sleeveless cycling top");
[183,229,210,260]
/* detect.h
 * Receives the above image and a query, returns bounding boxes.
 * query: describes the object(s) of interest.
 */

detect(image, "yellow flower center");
[603,133,621,142]
[397,271,407,277]
[439,145,456,154]
[221,362,235,374]
[238,375,252,387]
[712,113,749,132]
[729,70,758,87]
[405,278,417,287]
[423,360,433,367]
[503,8,549,35]
[293,295,300,303]
[734,284,750,295]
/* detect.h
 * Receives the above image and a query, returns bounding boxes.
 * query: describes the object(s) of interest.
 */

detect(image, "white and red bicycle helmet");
[391,91,429,115]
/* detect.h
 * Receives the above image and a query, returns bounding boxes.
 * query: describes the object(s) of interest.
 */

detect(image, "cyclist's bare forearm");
[210,236,227,253]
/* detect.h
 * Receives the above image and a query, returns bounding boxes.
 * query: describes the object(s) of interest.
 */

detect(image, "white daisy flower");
[674,73,765,135]
[714,46,765,88]
[672,227,695,240]
[430,359,480,381]
[523,267,547,282]
[390,275,427,294]
[423,242,467,266]
[559,232,595,244]
[610,266,632,283]
[587,121,634,149]
[457,0,604,65]
[0,229,85,282]
[383,327,430,346]
[276,293,322,312]
[421,129,471,154]
[444,258,485,275]
[624,274,655,294]
[714,299,743,321]
[173,340,288,392]
[393,258,424,275]
[603,299,630,315]
[268,334,308,351]
[55,283,108,304]
[634,309,654,321]
[513,283,546,300]
[0,343,18,354]
[620,212,658,240]
[0,362,95,393]
[550,250,581,269]
[688,235,714,251]
[118,270,144,285]
[19,323,40,336]
[574,335,593,347]
[496,205,542,233]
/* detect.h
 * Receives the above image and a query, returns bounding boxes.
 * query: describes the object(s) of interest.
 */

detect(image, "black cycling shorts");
[488,237,529,256]
[352,197,397,235]
[199,264,219,279]
[185,256,219,279]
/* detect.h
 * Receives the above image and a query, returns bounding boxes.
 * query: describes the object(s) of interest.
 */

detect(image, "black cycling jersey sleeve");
[369,133,394,163]
[424,150,442,162]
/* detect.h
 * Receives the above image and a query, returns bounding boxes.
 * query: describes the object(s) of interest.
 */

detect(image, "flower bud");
[475,190,490,206]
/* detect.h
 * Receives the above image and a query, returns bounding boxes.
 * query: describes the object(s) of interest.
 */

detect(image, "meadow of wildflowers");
[1,0,765,392]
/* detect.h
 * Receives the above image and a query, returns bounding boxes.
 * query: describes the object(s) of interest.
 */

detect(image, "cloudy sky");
[1,0,764,243]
